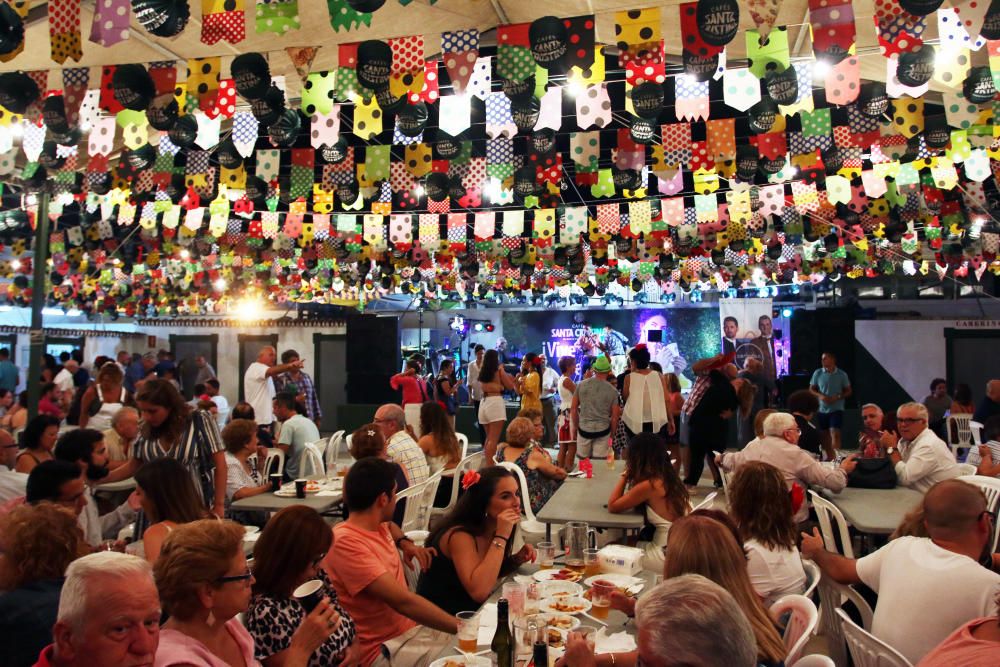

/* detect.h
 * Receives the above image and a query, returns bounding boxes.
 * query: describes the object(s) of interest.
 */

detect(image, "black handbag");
[847,457,898,489]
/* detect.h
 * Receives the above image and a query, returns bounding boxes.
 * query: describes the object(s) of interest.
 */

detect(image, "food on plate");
[547,629,565,649]
[305,480,322,492]
[551,568,582,582]
[545,614,575,629]
[550,599,586,613]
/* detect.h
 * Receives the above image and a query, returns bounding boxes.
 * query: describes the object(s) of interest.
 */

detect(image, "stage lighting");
[473,321,485,332]
[450,316,466,332]
[485,323,495,332]
[781,307,793,318]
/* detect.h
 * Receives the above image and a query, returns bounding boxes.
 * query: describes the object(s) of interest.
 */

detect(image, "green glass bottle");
[532,638,549,667]
[492,598,514,667]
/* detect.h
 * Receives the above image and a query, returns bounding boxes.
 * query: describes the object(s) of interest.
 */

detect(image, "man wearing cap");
[571,355,621,463]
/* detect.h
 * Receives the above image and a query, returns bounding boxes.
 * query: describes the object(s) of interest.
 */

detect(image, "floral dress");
[498,443,561,515]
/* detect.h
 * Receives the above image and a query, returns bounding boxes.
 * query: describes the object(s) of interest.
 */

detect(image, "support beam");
[26,191,49,421]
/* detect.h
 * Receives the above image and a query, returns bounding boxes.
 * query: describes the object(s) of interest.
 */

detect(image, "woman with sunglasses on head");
[154,518,339,667]
[246,506,360,667]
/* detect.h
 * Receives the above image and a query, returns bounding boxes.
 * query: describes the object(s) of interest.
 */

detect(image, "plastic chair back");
[969,420,984,446]
[325,430,345,467]
[431,451,483,521]
[456,433,469,460]
[809,489,855,558]
[399,471,443,536]
[959,474,1000,552]
[818,574,874,667]
[497,461,548,536]
[801,558,821,600]
[770,594,818,667]
[297,442,325,477]
[691,491,718,513]
[262,449,285,478]
[835,608,913,667]
[947,414,973,458]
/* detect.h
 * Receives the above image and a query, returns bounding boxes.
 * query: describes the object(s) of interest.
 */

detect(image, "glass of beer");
[536,541,555,569]
[337,463,349,478]
[590,581,614,620]
[583,548,601,577]
[456,611,479,653]
[564,522,592,572]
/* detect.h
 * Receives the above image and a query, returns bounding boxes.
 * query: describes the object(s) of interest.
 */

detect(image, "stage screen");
[501,308,720,390]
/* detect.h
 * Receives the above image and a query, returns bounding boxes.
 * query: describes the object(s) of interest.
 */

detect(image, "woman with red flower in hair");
[416,466,535,614]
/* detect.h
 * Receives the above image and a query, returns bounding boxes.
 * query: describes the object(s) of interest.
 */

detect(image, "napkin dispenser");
[597,545,644,576]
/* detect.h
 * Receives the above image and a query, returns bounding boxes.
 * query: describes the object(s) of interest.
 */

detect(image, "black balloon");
[215,138,243,169]
[146,94,179,130]
[435,136,462,160]
[0,72,39,114]
[0,2,24,56]
[374,87,403,113]
[735,145,759,180]
[448,176,466,201]
[924,117,950,149]
[250,84,285,126]
[513,166,539,199]
[337,179,360,205]
[245,175,268,202]
[983,0,1000,40]
[748,96,778,134]
[629,117,656,144]
[112,64,156,111]
[531,129,557,155]
[899,0,945,16]
[612,167,641,192]
[42,95,70,133]
[320,137,349,164]
[697,0,740,47]
[38,142,66,170]
[896,46,935,87]
[397,102,428,137]
[346,0,386,10]
[425,172,450,202]
[51,127,81,147]
[857,82,889,118]
[357,41,392,91]
[822,147,843,175]
[167,114,198,148]
[131,0,190,38]
[125,144,156,171]
[502,76,535,101]
[630,82,664,119]
[512,97,541,133]
[231,53,271,100]
[765,68,798,106]
[963,66,996,104]
[759,156,786,175]
[682,50,719,82]
[529,16,567,70]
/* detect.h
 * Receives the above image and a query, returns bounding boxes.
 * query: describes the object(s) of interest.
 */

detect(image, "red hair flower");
[634,343,647,351]
[461,470,481,490]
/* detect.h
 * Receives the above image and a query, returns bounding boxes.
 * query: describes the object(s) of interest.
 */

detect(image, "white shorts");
[577,434,610,459]
[478,395,506,424]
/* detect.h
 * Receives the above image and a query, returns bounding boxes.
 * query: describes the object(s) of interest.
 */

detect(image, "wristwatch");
[886,447,896,455]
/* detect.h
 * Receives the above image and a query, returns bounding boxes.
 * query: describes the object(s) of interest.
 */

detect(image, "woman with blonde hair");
[728,461,807,606]
[496,416,566,514]
[154,519,337,667]
[78,361,132,431]
[665,514,787,666]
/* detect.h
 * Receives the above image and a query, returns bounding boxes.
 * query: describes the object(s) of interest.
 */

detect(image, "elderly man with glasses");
[879,402,962,492]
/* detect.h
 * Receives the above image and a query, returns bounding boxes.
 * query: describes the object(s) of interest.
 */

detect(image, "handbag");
[847,457,898,489]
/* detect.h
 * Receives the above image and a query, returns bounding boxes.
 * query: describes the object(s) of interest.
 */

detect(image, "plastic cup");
[270,474,282,492]
[502,581,526,618]
[590,582,614,620]
[294,478,307,499]
[456,611,479,653]
[537,541,556,569]
[292,579,324,613]
[576,625,598,652]
[583,548,601,577]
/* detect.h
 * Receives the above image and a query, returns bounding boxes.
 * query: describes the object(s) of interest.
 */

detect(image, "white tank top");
[89,385,126,432]
[623,371,668,434]
[558,376,575,408]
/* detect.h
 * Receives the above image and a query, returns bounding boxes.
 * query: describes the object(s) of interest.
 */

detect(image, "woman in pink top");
[390,359,432,437]
[153,519,339,667]
[918,593,1000,666]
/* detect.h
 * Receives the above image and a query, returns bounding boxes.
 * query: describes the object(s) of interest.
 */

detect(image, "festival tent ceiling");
[0,0,995,318]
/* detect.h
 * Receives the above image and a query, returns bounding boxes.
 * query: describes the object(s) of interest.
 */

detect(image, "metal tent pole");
[26,191,50,421]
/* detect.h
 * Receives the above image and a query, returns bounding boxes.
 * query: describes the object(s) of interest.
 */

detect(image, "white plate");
[273,487,320,497]
[539,581,583,599]
[540,595,592,615]
[429,656,490,667]
[532,568,583,583]
[540,612,581,631]
[243,526,259,536]
[583,573,643,590]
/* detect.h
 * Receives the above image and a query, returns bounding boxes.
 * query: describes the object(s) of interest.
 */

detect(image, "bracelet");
[491,540,505,549]
[394,535,413,548]
[493,534,510,542]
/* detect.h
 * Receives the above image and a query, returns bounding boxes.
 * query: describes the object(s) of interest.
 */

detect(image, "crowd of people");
[0,339,999,666]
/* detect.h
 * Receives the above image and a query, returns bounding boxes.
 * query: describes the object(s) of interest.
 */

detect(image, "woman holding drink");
[416,466,536,615]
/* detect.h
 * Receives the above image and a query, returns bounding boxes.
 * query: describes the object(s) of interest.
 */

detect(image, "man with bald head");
[242,346,302,427]
[974,379,1000,424]
[802,479,1000,664]
[373,403,429,485]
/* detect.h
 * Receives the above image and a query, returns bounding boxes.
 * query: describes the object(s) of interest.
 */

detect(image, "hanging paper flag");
[951,0,991,45]
[186,57,221,112]
[446,212,466,250]
[754,132,788,160]
[442,29,479,94]
[746,27,790,78]
[49,0,82,64]
[202,0,245,45]
[680,2,722,58]
[892,95,924,137]
[90,0,130,47]
[722,68,761,111]
[943,90,980,129]
[231,112,259,157]
[326,0,372,32]
[438,94,472,137]
[933,48,971,89]
[576,84,612,129]
[389,35,425,98]
[534,86,562,131]
[415,59,440,104]
[467,56,492,100]
[748,0,782,40]
[706,118,736,162]
[675,76,710,121]
[474,211,495,240]
[485,92,516,139]
[778,62,815,116]
[257,0,299,34]
[363,214,385,248]
[570,132,600,171]
[286,47,319,83]
[310,107,340,148]
[615,7,662,67]
[353,95,381,139]
[826,57,860,105]
[808,0,855,59]
[939,7,985,52]
[875,0,927,57]
[497,23,533,82]
[661,123,693,166]
[563,15,595,71]
[62,67,89,125]
[502,209,525,237]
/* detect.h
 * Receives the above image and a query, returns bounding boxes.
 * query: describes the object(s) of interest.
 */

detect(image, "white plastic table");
[818,486,924,535]
[536,461,646,540]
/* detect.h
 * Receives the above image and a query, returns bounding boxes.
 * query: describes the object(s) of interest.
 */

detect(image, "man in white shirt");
[54,428,138,548]
[54,359,79,407]
[243,346,302,427]
[374,403,429,485]
[206,379,230,412]
[539,356,561,447]
[0,428,26,502]
[801,479,1000,664]
[880,402,961,492]
[466,345,485,444]
[273,392,321,482]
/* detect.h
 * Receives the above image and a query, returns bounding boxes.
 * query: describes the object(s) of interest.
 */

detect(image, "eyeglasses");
[216,570,253,585]
[897,417,926,424]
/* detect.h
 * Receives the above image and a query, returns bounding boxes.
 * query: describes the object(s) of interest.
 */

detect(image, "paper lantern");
[0,3,24,56]
[531,128,557,155]
[132,0,190,38]
[629,117,656,144]
[231,53,271,100]
[0,72,39,114]
[320,137,349,163]
[896,46,935,87]
[630,82,664,119]
[113,64,156,112]
[683,51,719,82]
[765,68,798,106]
[747,96,777,134]
[529,16,567,70]
[397,102,428,137]
[357,41,393,91]
[857,83,889,118]
[38,142,66,170]
[899,0,944,16]
[167,114,198,148]
[125,144,156,170]
[435,136,462,160]
[502,76,535,102]
[425,172,450,201]
[250,84,286,126]
[146,94,179,131]
[963,67,996,104]
[42,95,70,133]
[216,138,243,169]
[697,0,740,47]
[735,145,759,180]
[511,97,541,133]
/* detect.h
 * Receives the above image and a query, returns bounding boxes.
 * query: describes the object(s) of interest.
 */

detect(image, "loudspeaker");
[346,315,401,375]
[789,308,856,379]
[347,373,399,405]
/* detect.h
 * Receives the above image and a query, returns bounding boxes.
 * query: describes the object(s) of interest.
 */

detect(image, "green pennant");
[326,0,373,33]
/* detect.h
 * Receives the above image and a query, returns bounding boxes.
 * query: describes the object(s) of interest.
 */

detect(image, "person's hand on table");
[799,528,826,560]
[978,445,991,461]
[555,632,598,667]
[401,541,436,571]
[610,590,636,617]
[514,543,535,565]
[839,454,858,474]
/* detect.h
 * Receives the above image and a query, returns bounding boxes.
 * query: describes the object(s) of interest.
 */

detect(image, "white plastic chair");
[298,442,325,477]
[720,467,733,497]
[801,558,821,600]
[835,608,913,667]
[970,420,984,446]
[959,474,1000,552]
[793,656,835,667]
[947,414,974,459]
[691,491,718,512]
[398,471,443,544]
[818,575,875,667]
[497,461,548,540]
[324,430,345,468]
[431,451,484,521]
[956,462,978,476]
[456,432,469,460]
[262,449,285,478]
[770,594,819,667]
[809,489,855,558]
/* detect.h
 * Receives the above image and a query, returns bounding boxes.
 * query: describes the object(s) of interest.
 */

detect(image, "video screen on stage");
[501,308,720,390]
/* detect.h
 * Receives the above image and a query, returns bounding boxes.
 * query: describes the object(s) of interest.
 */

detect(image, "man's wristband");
[394,535,414,548]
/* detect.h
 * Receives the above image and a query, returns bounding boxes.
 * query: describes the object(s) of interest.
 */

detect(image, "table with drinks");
[536,459,646,541]
[230,464,350,514]
[431,521,650,667]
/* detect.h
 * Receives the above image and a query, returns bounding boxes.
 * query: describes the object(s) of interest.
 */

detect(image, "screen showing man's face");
[759,317,773,337]
[723,320,738,339]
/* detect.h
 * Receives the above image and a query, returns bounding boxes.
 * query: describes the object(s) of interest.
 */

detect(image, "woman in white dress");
[555,356,577,470]
[79,362,131,432]
[621,345,675,443]
[607,431,690,571]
